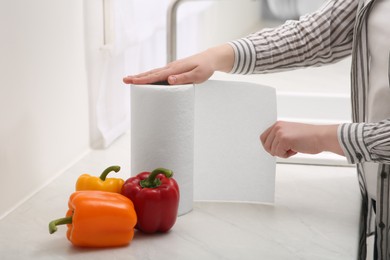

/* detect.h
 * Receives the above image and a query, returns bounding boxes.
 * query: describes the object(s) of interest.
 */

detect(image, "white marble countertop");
[0,133,360,260]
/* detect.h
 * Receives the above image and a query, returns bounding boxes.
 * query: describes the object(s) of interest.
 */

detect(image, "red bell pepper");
[121,168,180,233]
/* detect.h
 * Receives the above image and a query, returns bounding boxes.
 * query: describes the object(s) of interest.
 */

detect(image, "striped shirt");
[228,0,390,259]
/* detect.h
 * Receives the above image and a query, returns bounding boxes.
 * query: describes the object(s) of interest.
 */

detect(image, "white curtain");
[124,0,171,73]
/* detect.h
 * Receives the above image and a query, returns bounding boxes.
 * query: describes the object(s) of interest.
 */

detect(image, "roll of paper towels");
[131,84,195,215]
[131,80,277,216]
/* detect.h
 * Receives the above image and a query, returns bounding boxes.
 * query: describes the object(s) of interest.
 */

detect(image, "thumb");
[167,75,178,85]
[168,74,192,85]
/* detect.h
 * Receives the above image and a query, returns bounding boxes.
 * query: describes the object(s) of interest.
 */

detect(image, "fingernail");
[168,75,177,84]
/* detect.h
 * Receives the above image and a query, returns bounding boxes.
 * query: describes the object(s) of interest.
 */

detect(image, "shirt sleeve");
[228,0,358,74]
[338,119,390,164]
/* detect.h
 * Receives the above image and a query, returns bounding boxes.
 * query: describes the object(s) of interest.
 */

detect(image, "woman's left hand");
[260,121,344,158]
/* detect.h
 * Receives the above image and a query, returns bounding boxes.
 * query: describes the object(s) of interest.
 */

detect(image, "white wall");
[0,0,90,218]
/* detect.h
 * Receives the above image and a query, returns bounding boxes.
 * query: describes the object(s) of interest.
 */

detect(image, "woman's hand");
[260,121,344,158]
[123,44,234,85]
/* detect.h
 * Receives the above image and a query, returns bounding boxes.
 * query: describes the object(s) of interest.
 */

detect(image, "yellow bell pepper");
[76,165,124,193]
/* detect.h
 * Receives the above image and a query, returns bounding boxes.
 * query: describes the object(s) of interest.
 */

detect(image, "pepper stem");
[48,216,73,234]
[99,165,121,181]
[140,168,173,188]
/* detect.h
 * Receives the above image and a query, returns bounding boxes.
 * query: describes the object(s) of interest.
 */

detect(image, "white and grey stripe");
[338,123,370,163]
[229,0,357,75]
[377,164,390,260]
[229,38,256,75]
[336,120,390,165]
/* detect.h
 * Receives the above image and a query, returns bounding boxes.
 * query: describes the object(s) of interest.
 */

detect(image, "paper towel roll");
[131,80,277,216]
[131,84,195,215]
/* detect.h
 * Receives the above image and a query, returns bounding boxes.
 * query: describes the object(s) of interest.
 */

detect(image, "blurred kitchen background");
[0,0,352,219]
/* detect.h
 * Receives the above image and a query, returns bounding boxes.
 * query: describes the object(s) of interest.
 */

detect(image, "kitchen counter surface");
[0,134,360,260]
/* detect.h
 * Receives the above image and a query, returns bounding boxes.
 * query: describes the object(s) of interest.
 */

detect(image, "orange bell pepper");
[49,191,137,247]
[75,165,124,193]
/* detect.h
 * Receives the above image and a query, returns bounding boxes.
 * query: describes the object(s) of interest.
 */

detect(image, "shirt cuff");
[227,38,256,74]
[337,123,371,164]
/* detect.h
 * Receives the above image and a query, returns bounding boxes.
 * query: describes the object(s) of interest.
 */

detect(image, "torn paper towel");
[131,80,276,215]
[194,80,276,203]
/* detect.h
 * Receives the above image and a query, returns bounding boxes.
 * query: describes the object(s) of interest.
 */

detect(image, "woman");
[124,0,390,259]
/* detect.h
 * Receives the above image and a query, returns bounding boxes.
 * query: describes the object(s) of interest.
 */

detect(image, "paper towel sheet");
[194,80,276,203]
[131,80,276,215]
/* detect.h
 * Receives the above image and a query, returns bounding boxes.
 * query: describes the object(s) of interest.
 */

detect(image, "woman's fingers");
[260,122,278,155]
[123,67,172,84]
[260,121,340,158]
[123,50,217,85]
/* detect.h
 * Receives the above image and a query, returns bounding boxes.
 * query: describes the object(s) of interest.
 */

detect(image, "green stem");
[49,216,73,234]
[99,165,121,181]
[140,168,173,188]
